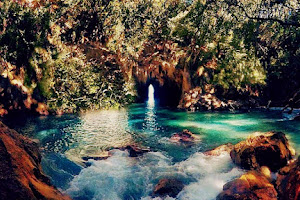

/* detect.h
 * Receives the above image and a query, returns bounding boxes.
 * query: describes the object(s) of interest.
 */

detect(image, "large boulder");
[0,122,70,200]
[204,143,234,156]
[276,156,300,200]
[217,167,277,200]
[230,131,295,171]
[153,178,184,198]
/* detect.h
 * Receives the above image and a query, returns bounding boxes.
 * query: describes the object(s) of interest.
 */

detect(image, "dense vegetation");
[0,0,299,113]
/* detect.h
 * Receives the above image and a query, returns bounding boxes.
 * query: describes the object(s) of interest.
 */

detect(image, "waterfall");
[148,84,155,106]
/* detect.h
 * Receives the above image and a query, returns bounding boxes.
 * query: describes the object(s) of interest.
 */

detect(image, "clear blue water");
[4,102,300,200]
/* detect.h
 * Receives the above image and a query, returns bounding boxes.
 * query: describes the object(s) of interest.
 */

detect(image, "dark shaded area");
[0,122,70,200]
[0,76,27,110]
[153,178,184,198]
[0,138,33,200]
[41,153,82,190]
[277,157,300,200]
[263,68,300,107]
[2,113,80,154]
[136,78,182,107]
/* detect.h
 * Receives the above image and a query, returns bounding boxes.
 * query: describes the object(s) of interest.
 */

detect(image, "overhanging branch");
[234,1,300,27]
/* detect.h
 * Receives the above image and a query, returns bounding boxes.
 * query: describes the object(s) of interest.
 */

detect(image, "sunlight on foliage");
[0,0,299,113]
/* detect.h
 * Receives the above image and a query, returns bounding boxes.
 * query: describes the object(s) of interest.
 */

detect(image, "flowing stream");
[4,102,300,200]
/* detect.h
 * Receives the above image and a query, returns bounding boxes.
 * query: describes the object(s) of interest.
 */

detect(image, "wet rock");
[119,145,150,157]
[217,167,277,200]
[170,129,197,143]
[204,143,234,156]
[197,93,228,110]
[178,87,228,111]
[82,153,111,161]
[0,108,8,117]
[227,98,259,111]
[293,115,300,121]
[276,156,300,200]
[230,131,295,171]
[56,109,64,115]
[178,87,260,111]
[83,154,112,167]
[35,102,49,116]
[153,178,184,198]
[0,122,70,200]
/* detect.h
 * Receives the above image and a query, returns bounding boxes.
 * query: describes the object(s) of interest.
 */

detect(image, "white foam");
[66,150,173,200]
[174,152,243,200]
[177,168,242,200]
[66,151,242,200]
[176,152,235,178]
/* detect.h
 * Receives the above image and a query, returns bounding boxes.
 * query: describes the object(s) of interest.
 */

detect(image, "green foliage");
[59,0,111,44]
[0,0,136,112]
[102,0,186,57]
[169,0,267,93]
[168,0,299,98]
[0,1,50,82]
[0,0,299,111]
[32,46,132,112]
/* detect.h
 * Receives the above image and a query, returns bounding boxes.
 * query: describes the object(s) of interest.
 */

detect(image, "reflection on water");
[5,104,300,200]
[64,109,135,162]
[144,95,158,133]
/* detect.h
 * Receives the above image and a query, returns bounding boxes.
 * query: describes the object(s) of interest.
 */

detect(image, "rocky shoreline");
[178,87,260,112]
[153,131,299,200]
[0,122,70,200]
[216,131,298,200]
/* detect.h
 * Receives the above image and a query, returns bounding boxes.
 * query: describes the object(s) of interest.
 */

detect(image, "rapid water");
[4,103,300,200]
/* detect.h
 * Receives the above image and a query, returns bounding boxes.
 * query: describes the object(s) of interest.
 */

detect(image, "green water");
[4,103,300,200]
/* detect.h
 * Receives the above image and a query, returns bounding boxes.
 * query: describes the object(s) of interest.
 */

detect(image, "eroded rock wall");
[0,122,70,200]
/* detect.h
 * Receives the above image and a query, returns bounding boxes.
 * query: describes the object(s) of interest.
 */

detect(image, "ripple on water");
[64,109,134,161]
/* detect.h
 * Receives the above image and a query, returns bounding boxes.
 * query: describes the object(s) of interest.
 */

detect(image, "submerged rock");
[217,167,277,200]
[119,145,150,157]
[0,122,70,200]
[82,154,111,161]
[293,115,300,121]
[69,144,150,167]
[230,131,295,171]
[170,129,197,143]
[276,157,300,200]
[204,143,234,156]
[153,178,184,198]
[82,151,112,166]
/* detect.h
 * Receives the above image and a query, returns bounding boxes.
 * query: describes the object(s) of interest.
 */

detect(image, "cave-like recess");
[135,78,182,107]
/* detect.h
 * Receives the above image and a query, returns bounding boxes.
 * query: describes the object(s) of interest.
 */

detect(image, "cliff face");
[0,121,70,200]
